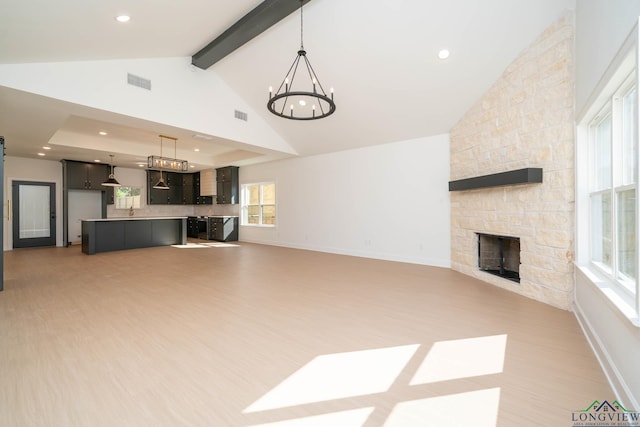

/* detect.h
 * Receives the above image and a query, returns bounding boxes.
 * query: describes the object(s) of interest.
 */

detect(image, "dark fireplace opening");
[478,233,520,283]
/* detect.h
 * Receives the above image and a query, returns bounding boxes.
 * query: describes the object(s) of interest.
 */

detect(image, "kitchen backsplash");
[107,202,240,218]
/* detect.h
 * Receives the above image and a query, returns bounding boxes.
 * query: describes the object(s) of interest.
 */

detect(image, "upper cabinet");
[148,171,184,205]
[61,160,114,204]
[216,166,239,204]
[166,172,183,205]
[146,171,213,205]
[182,173,195,204]
[64,160,110,190]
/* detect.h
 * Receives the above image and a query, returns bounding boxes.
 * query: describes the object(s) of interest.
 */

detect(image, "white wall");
[239,134,451,268]
[4,156,63,249]
[574,0,640,409]
[575,0,640,114]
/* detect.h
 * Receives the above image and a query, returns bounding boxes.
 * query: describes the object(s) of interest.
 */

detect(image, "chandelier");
[267,0,335,120]
[148,135,188,173]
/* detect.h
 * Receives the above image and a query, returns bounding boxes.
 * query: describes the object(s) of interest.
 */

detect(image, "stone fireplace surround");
[449,12,574,310]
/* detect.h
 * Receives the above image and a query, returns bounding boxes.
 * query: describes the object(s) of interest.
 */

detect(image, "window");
[586,69,637,298]
[115,186,142,209]
[241,182,276,226]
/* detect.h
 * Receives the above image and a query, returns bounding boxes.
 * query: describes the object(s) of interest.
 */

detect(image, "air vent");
[193,134,214,141]
[234,110,248,121]
[127,73,151,90]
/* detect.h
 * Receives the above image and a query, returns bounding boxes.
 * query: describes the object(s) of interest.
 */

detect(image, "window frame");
[577,39,640,321]
[240,181,276,227]
[587,74,637,299]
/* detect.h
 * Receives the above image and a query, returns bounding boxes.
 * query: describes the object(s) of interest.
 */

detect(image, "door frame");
[11,180,57,248]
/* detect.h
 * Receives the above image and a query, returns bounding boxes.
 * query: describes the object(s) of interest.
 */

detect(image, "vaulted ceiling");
[0,0,575,171]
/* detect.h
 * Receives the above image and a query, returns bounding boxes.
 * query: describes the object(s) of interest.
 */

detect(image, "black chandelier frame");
[267,1,335,120]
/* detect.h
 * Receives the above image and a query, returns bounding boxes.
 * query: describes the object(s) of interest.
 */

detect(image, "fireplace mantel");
[448,168,543,191]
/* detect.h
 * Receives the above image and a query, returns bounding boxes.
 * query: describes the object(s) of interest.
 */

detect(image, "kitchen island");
[81,217,187,255]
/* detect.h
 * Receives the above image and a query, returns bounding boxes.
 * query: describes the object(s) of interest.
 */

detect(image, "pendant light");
[267,0,335,120]
[147,134,188,171]
[153,136,170,190]
[101,154,121,187]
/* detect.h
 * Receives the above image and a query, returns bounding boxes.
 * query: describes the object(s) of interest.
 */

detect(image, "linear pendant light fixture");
[101,154,121,187]
[267,0,335,120]
[148,135,188,173]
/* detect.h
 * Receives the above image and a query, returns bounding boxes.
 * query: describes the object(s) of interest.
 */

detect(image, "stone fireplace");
[449,12,575,310]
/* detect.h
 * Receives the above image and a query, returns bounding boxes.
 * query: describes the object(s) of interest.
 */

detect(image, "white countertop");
[82,216,188,222]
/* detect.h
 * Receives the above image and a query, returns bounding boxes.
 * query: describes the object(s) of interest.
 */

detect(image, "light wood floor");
[0,241,611,426]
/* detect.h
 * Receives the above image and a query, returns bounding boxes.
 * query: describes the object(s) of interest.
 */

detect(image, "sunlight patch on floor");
[383,388,501,427]
[245,335,507,426]
[171,242,239,248]
[410,335,507,385]
[244,345,420,413]
[247,408,375,427]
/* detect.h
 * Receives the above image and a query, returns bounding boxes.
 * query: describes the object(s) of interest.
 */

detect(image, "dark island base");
[82,218,187,255]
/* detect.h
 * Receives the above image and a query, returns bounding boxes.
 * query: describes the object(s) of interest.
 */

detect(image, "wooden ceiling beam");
[192,0,312,70]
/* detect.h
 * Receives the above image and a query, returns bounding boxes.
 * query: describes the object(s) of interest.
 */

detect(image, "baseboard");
[573,300,639,410]
[238,238,451,268]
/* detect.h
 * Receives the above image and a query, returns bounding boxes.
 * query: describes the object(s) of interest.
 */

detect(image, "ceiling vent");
[234,110,248,121]
[127,73,151,90]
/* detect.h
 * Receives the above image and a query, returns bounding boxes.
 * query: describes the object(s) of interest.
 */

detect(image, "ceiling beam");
[192,0,312,70]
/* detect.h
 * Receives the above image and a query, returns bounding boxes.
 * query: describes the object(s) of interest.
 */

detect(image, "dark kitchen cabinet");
[148,171,183,205]
[147,171,215,205]
[166,172,183,205]
[196,195,213,204]
[61,160,113,204]
[216,166,239,204]
[187,216,200,238]
[147,170,169,204]
[208,216,238,241]
[64,160,111,190]
[182,174,194,204]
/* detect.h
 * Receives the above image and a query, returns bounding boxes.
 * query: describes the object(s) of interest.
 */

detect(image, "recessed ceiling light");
[42,146,51,150]
[94,160,101,163]
[99,131,108,136]
[115,15,130,23]
[194,148,200,152]
[190,165,195,169]
[37,152,45,156]
[438,49,450,60]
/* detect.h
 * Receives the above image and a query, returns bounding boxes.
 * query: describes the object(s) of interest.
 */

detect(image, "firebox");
[478,233,520,283]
